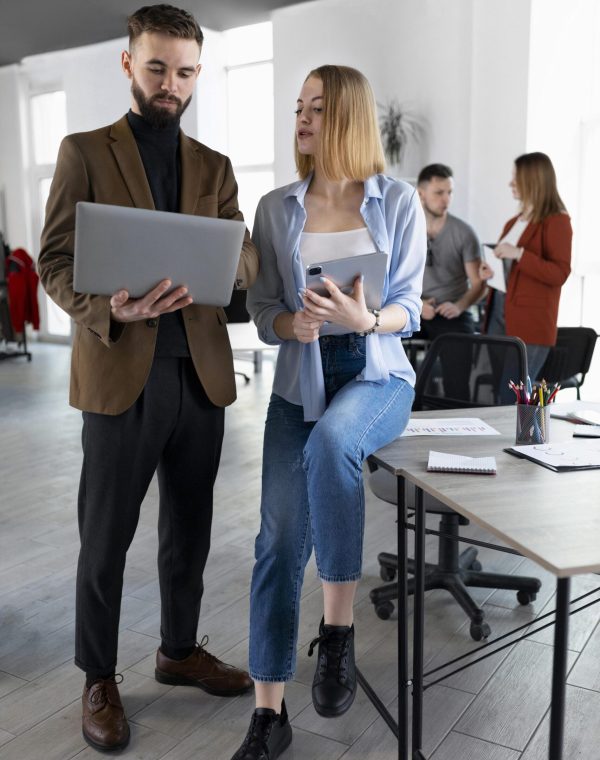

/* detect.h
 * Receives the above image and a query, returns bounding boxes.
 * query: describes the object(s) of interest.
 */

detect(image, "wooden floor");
[1,343,600,760]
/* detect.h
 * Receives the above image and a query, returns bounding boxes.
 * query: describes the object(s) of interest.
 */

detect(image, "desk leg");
[412,487,426,759]
[549,577,570,760]
[397,476,409,759]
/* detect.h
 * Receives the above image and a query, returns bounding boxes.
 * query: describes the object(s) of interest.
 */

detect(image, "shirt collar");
[283,172,383,207]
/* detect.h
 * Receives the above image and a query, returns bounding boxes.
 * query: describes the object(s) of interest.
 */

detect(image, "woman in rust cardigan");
[480,152,572,391]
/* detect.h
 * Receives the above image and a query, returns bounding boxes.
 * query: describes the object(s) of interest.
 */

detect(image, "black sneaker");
[230,700,292,760]
[308,617,357,717]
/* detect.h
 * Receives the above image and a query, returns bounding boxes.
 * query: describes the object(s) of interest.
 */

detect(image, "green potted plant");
[378,100,424,172]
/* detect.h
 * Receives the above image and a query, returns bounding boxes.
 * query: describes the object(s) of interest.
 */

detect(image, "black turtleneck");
[126,110,189,357]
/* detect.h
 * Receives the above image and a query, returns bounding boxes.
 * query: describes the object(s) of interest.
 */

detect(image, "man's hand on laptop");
[110,279,193,323]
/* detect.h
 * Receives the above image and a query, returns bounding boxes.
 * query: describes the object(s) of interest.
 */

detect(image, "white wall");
[468,0,531,243]
[272,0,531,242]
[527,0,600,393]
[0,66,29,250]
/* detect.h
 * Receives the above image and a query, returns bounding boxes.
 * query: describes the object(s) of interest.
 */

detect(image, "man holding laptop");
[38,4,258,752]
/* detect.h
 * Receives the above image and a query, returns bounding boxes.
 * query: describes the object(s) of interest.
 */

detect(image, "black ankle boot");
[308,617,357,717]
[230,700,292,760]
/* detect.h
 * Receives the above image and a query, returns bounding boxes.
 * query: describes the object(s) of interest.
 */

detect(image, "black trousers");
[413,311,475,401]
[75,357,224,674]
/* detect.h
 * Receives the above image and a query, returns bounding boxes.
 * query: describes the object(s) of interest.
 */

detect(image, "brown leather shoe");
[82,676,130,752]
[155,638,253,696]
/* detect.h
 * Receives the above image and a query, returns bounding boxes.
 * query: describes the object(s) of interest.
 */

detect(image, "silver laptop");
[74,202,246,306]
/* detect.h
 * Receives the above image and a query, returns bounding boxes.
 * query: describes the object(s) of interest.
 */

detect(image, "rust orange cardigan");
[487,212,572,346]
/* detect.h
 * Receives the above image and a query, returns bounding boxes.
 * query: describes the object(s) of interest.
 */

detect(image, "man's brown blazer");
[39,115,259,415]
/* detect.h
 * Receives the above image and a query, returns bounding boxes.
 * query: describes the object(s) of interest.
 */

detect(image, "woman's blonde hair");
[515,152,567,224]
[295,65,385,181]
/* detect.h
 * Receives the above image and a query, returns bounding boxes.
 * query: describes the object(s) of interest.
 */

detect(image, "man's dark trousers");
[75,356,224,674]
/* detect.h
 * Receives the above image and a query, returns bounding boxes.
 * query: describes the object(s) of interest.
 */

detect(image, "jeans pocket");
[350,335,367,358]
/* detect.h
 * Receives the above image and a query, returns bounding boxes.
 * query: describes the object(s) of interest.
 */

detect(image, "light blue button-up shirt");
[247,173,427,421]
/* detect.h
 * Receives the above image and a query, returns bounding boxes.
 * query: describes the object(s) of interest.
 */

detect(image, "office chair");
[538,326,597,400]
[368,333,542,640]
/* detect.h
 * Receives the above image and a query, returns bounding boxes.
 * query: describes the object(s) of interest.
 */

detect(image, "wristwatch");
[357,308,381,336]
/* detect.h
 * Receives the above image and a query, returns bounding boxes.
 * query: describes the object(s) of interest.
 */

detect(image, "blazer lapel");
[109,116,155,210]
[179,133,205,215]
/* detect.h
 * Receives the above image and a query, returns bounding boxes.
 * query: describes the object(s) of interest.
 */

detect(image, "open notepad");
[427,451,497,475]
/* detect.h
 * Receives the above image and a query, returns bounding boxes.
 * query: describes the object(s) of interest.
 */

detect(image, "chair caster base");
[469,621,491,641]
[380,566,397,582]
[517,590,537,605]
[374,601,394,620]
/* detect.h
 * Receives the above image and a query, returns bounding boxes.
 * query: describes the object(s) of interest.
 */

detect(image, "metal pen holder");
[515,404,550,445]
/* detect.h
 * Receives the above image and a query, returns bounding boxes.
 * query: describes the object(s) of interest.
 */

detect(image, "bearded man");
[38,4,258,752]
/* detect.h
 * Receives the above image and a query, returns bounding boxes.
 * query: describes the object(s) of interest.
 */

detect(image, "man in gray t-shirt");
[414,163,485,399]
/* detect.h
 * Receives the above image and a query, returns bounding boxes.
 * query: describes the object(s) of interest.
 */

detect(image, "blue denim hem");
[318,571,362,583]
[250,672,295,683]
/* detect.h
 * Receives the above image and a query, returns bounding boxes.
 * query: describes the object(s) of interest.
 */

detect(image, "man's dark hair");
[417,163,453,185]
[128,4,203,49]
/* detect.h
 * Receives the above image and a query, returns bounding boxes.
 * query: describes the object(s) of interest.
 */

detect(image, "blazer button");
[146,318,158,328]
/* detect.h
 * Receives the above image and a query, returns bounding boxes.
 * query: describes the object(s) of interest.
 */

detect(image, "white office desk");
[369,404,600,760]
[226,322,277,373]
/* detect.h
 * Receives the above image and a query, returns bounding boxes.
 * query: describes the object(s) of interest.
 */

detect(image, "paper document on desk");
[573,425,600,438]
[483,245,506,293]
[402,418,501,436]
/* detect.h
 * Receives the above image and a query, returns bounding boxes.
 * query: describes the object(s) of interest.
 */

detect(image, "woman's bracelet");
[357,308,381,336]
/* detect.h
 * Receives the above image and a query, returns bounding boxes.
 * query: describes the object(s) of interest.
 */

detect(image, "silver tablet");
[73,202,246,306]
[305,252,388,309]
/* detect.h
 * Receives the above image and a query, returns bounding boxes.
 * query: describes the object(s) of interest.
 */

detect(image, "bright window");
[224,22,274,229]
[31,91,67,165]
[29,89,70,339]
[227,63,274,167]
[224,22,273,67]
[38,177,70,337]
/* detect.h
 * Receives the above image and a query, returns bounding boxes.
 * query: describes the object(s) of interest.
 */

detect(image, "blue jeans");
[248,334,414,681]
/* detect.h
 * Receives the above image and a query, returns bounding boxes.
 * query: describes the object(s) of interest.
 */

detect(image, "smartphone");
[305,252,388,310]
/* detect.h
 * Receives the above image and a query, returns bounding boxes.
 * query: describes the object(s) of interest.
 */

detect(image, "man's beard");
[424,204,448,219]
[131,79,192,129]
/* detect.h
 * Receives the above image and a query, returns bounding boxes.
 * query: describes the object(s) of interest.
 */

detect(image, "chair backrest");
[538,327,597,385]
[413,332,529,411]
[224,289,251,323]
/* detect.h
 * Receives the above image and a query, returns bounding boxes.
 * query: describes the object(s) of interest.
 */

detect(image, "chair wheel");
[517,590,537,605]
[375,601,394,620]
[469,560,482,571]
[470,621,491,641]
[380,566,397,582]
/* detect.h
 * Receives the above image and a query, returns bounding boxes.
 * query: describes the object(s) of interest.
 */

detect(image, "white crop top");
[300,227,376,268]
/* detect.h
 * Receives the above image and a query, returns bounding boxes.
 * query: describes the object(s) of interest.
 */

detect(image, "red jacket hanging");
[6,248,40,332]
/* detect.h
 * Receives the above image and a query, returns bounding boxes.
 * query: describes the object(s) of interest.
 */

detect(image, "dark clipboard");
[503,446,600,473]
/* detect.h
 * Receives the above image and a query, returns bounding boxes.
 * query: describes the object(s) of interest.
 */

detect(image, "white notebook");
[427,450,497,475]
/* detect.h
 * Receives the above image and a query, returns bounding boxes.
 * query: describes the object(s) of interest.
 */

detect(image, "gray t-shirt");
[422,213,481,304]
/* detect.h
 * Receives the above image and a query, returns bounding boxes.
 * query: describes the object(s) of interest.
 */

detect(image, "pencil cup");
[515,404,550,445]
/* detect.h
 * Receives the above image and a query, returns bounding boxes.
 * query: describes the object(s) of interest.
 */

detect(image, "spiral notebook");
[427,450,497,475]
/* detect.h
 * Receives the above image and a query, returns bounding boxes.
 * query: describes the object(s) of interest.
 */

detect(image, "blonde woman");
[231,65,426,760]
[481,152,572,389]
